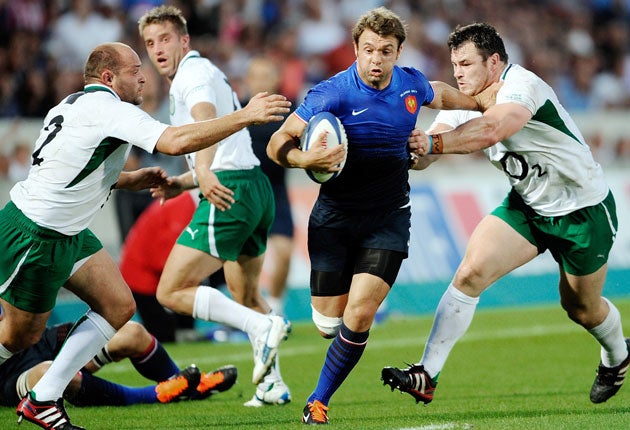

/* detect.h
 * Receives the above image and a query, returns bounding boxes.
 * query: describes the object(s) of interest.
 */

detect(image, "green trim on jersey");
[84,85,117,97]
[66,137,128,188]
[532,100,582,145]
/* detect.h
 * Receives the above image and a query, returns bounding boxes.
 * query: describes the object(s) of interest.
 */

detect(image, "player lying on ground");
[0,306,237,408]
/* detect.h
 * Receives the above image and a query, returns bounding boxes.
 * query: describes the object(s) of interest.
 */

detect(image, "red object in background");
[119,191,198,295]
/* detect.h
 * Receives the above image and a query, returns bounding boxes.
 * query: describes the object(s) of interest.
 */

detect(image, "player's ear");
[181,34,191,49]
[102,70,114,85]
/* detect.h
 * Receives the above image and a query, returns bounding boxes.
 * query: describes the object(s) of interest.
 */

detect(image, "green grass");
[4,299,630,429]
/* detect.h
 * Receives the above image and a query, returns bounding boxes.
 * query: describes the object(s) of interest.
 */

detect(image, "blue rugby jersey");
[295,63,434,211]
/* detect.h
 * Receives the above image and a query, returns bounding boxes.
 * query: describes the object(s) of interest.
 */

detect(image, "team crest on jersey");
[405,95,417,114]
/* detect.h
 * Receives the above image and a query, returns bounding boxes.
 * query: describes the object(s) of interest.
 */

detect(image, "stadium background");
[0,0,628,326]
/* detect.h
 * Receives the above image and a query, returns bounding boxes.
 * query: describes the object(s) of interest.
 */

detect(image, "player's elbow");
[155,127,191,156]
[266,143,279,164]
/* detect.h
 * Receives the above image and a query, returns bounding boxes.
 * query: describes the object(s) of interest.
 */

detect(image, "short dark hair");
[352,6,406,48]
[448,23,508,63]
[138,5,188,36]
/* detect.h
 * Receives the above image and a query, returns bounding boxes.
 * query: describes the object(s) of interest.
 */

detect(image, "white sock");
[265,295,284,317]
[193,286,270,338]
[588,297,627,367]
[421,283,479,378]
[0,343,13,365]
[32,310,116,401]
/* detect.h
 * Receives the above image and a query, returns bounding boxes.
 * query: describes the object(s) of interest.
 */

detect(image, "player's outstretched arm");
[116,167,167,191]
[150,171,194,205]
[419,103,532,156]
[156,93,291,156]
[427,81,479,111]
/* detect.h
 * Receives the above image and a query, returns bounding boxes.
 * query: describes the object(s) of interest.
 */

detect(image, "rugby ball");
[301,112,347,183]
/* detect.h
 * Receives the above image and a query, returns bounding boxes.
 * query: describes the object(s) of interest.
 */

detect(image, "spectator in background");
[242,56,295,317]
[0,153,9,180]
[555,52,600,112]
[1,29,48,118]
[16,68,52,118]
[267,25,309,103]
[1,0,47,37]
[296,0,345,58]
[46,0,124,72]
[8,142,31,184]
[0,1,628,164]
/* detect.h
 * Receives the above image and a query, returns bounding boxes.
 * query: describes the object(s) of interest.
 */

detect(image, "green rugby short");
[0,201,103,313]
[176,167,274,261]
[491,189,617,276]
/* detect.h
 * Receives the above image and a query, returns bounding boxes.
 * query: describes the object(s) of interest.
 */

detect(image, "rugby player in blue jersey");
[267,7,495,424]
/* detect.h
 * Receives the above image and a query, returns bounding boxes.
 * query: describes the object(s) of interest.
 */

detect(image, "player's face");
[142,21,190,81]
[450,41,495,96]
[112,48,146,105]
[354,29,401,90]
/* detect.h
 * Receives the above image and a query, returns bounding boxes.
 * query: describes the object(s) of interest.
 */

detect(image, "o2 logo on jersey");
[499,151,547,180]
[405,95,417,114]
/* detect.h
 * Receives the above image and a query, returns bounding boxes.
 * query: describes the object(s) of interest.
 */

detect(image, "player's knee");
[344,303,376,329]
[109,300,135,329]
[23,362,52,394]
[156,287,175,310]
[97,290,136,329]
[454,262,486,289]
[561,301,592,326]
[118,321,149,342]
[311,305,343,339]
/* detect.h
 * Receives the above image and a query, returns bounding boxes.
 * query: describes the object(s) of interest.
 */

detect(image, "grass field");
[4,299,630,429]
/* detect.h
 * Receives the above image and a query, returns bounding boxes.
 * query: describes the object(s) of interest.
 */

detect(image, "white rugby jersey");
[433,64,609,217]
[169,50,259,173]
[10,84,168,235]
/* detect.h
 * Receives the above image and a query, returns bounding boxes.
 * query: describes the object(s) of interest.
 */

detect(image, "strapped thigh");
[354,248,405,287]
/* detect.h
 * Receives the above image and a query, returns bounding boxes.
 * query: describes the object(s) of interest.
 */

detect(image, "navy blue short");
[307,201,410,272]
[0,324,71,406]
[270,183,294,238]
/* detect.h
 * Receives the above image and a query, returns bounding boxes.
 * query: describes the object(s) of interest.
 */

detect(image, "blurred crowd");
[0,0,629,176]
